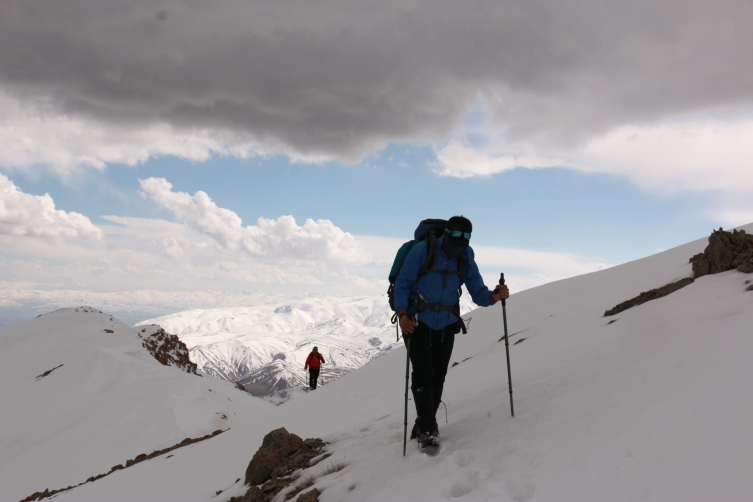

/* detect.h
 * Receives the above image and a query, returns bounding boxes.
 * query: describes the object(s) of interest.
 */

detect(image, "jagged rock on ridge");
[605,228,753,317]
[690,228,753,277]
[139,327,198,374]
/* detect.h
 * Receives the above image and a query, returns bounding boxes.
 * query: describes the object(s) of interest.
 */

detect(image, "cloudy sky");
[1,0,752,323]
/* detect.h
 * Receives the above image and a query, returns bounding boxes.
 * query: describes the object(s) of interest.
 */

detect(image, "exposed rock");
[245,428,304,486]
[35,364,63,381]
[238,486,264,502]
[138,327,198,374]
[234,429,326,502]
[235,382,245,391]
[605,278,694,316]
[604,229,753,318]
[691,229,753,278]
[747,284,753,292]
[296,488,320,502]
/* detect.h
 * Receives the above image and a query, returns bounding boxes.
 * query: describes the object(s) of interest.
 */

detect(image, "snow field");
[0,308,273,501]
[5,224,753,501]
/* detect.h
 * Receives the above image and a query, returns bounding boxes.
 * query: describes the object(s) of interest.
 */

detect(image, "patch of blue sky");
[8,142,719,266]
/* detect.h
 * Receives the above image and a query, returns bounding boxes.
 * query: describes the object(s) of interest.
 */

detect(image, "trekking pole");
[498,273,514,417]
[403,336,411,456]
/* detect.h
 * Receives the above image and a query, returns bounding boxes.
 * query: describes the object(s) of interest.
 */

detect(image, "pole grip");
[498,273,506,307]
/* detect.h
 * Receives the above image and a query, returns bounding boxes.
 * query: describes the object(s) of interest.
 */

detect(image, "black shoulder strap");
[419,233,438,277]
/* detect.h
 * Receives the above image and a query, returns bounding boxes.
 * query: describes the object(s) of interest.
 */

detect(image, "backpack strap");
[414,239,467,334]
[419,234,465,287]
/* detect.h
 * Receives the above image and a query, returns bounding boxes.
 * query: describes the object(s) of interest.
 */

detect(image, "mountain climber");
[304,346,326,390]
[393,216,509,447]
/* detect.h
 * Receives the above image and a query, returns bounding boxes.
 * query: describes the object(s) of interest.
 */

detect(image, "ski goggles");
[445,228,471,240]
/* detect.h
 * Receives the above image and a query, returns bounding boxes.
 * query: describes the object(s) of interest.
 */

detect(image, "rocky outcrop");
[691,228,753,276]
[230,428,327,502]
[138,327,198,375]
[604,228,753,317]
[604,278,695,316]
[296,488,320,502]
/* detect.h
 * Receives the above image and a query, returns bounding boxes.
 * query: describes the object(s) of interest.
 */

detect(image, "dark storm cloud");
[1,0,752,160]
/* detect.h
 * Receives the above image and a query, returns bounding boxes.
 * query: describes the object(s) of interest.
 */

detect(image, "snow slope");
[7,225,753,501]
[0,308,273,502]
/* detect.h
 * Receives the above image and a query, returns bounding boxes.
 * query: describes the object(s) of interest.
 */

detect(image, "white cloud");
[433,113,753,229]
[0,92,223,176]
[436,116,753,193]
[0,173,102,239]
[709,209,753,229]
[435,140,565,178]
[472,244,610,277]
[138,177,368,263]
[581,118,753,194]
[162,237,184,258]
[0,92,333,177]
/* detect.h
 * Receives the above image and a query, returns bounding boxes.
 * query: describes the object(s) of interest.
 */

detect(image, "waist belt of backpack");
[416,298,459,314]
[416,298,467,334]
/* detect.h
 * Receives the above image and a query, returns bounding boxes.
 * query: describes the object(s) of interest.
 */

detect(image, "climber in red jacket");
[304,346,326,390]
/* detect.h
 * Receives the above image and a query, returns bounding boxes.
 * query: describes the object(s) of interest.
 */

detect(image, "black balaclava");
[442,216,472,258]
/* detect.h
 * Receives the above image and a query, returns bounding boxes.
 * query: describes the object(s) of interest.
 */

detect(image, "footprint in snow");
[447,470,480,498]
[450,449,475,468]
[507,480,536,502]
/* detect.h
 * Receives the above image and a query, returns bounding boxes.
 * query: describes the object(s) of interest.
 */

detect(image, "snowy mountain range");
[0,289,299,328]
[3,224,753,501]
[137,293,477,397]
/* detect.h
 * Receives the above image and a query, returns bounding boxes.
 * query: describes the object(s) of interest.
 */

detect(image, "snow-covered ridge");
[138,293,476,396]
[0,307,272,501]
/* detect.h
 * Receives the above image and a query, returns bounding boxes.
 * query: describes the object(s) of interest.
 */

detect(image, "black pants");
[309,368,320,389]
[404,322,456,432]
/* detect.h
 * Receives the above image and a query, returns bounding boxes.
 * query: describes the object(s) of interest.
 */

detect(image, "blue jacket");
[393,235,495,330]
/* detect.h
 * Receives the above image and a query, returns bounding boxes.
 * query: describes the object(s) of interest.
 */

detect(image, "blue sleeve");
[464,247,495,307]
[393,241,426,312]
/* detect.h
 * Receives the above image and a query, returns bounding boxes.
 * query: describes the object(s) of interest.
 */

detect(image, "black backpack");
[387,219,466,332]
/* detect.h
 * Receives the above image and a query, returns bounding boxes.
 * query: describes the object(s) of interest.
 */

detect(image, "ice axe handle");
[496,273,506,307]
